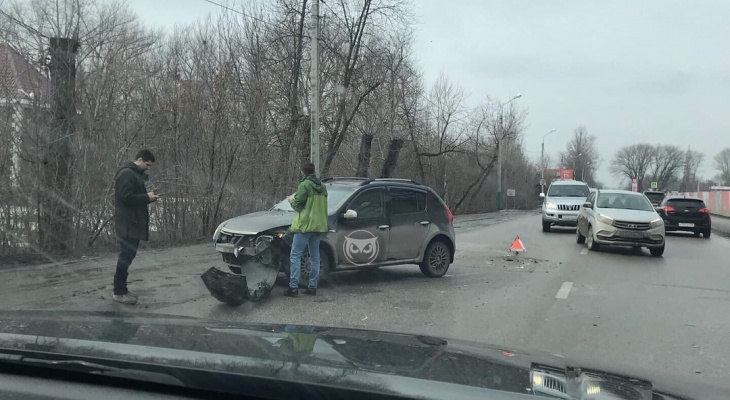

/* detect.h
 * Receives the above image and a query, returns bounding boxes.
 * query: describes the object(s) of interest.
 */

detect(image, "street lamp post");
[497,94,522,210]
[582,161,591,182]
[540,129,556,194]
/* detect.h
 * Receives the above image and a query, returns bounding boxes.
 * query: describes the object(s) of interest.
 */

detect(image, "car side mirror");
[582,202,593,209]
[342,209,358,219]
[539,193,545,199]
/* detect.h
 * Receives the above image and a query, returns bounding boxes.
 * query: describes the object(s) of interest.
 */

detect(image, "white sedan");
[576,189,665,256]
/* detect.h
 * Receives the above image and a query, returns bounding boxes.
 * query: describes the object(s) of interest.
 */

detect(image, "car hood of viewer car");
[595,208,659,223]
[0,310,719,400]
[221,210,295,234]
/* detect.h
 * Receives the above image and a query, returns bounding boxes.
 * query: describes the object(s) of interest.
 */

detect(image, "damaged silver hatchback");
[203,178,456,304]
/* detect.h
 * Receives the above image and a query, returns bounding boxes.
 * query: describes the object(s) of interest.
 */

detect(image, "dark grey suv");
[213,178,457,286]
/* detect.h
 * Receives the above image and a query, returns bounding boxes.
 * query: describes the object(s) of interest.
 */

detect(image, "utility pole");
[497,113,502,211]
[40,37,78,252]
[496,94,522,210]
[541,129,555,194]
[310,0,320,175]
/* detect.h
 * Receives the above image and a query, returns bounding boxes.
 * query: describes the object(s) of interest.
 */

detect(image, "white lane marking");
[555,282,574,299]
[580,249,588,255]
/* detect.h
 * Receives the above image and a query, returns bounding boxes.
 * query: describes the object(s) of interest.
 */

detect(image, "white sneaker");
[112,294,138,305]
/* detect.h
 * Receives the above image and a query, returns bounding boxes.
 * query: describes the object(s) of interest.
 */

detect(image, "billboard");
[544,168,574,180]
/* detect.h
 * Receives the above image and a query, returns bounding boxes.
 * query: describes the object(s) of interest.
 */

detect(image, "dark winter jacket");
[114,161,151,241]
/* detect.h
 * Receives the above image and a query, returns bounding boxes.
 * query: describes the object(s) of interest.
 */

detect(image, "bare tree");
[611,144,654,191]
[713,148,730,185]
[558,125,599,184]
[647,145,683,189]
[679,148,704,192]
[319,0,406,176]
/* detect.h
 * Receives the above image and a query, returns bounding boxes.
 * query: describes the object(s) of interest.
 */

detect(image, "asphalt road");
[1,209,729,393]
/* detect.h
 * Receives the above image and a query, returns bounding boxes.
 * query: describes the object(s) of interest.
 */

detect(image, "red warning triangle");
[510,236,526,253]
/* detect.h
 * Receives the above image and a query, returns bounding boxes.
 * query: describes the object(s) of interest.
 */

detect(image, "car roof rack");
[360,178,421,186]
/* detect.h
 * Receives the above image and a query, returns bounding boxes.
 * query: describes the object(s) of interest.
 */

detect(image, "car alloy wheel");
[286,247,331,288]
[586,226,600,251]
[420,241,451,278]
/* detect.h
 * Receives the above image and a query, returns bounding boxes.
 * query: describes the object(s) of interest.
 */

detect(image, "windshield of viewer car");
[596,193,654,211]
[547,185,590,197]
[272,186,355,214]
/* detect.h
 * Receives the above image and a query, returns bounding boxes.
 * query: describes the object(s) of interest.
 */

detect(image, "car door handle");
[378,225,390,230]
[420,221,430,226]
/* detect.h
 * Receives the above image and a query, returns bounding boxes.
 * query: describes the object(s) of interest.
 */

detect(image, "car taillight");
[445,205,454,226]
[700,207,710,213]
[664,206,675,213]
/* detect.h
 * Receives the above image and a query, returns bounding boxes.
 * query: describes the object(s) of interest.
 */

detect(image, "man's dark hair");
[301,162,316,176]
[135,149,156,163]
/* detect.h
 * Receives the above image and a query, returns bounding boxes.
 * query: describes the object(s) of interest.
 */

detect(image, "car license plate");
[678,222,695,228]
[620,231,644,239]
[562,215,577,221]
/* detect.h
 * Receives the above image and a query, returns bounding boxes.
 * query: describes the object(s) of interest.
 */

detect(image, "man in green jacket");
[285,162,328,297]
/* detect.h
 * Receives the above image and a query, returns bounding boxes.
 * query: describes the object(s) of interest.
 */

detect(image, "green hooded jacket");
[290,175,329,233]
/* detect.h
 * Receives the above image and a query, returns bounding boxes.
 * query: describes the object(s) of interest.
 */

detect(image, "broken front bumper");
[202,238,290,305]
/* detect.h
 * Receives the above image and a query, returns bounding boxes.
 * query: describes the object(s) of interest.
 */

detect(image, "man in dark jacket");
[113,149,160,305]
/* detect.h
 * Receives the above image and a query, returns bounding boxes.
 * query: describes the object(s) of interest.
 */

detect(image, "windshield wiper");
[0,352,183,385]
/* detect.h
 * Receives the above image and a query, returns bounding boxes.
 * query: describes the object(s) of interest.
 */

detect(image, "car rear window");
[390,188,426,215]
[644,193,665,203]
[666,199,705,209]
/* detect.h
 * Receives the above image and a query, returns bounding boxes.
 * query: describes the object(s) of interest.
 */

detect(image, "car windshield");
[596,193,655,211]
[547,184,590,197]
[271,186,355,214]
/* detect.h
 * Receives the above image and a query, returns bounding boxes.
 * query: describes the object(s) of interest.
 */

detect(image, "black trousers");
[114,237,140,295]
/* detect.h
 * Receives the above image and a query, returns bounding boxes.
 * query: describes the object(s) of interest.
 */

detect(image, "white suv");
[541,180,591,232]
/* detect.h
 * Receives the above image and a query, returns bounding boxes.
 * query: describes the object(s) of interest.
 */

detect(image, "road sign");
[631,178,638,192]
[651,182,658,189]
[507,189,516,197]
[539,179,546,186]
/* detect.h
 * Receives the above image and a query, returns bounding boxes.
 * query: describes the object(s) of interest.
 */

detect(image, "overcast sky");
[128,0,729,186]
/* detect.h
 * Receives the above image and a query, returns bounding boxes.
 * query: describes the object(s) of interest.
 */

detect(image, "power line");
[201,0,272,26]
[320,0,340,18]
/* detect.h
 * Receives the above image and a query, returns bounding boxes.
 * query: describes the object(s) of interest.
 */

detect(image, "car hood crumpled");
[221,210,294,235]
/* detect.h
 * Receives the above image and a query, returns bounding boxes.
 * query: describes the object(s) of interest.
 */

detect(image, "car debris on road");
[201,237,289,305]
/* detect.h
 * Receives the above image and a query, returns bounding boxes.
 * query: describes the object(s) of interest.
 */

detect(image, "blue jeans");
[289,232,321,289]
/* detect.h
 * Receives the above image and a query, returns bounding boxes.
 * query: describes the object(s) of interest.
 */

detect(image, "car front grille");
[613,221,651,230]
[218,233,253,246]
[558,204,580,211]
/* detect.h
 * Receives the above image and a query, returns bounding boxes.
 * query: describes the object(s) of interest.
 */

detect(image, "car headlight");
[213,221,227,241]
[545,201,557,210]
[650,218,663,228]
[597,214,614,225]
